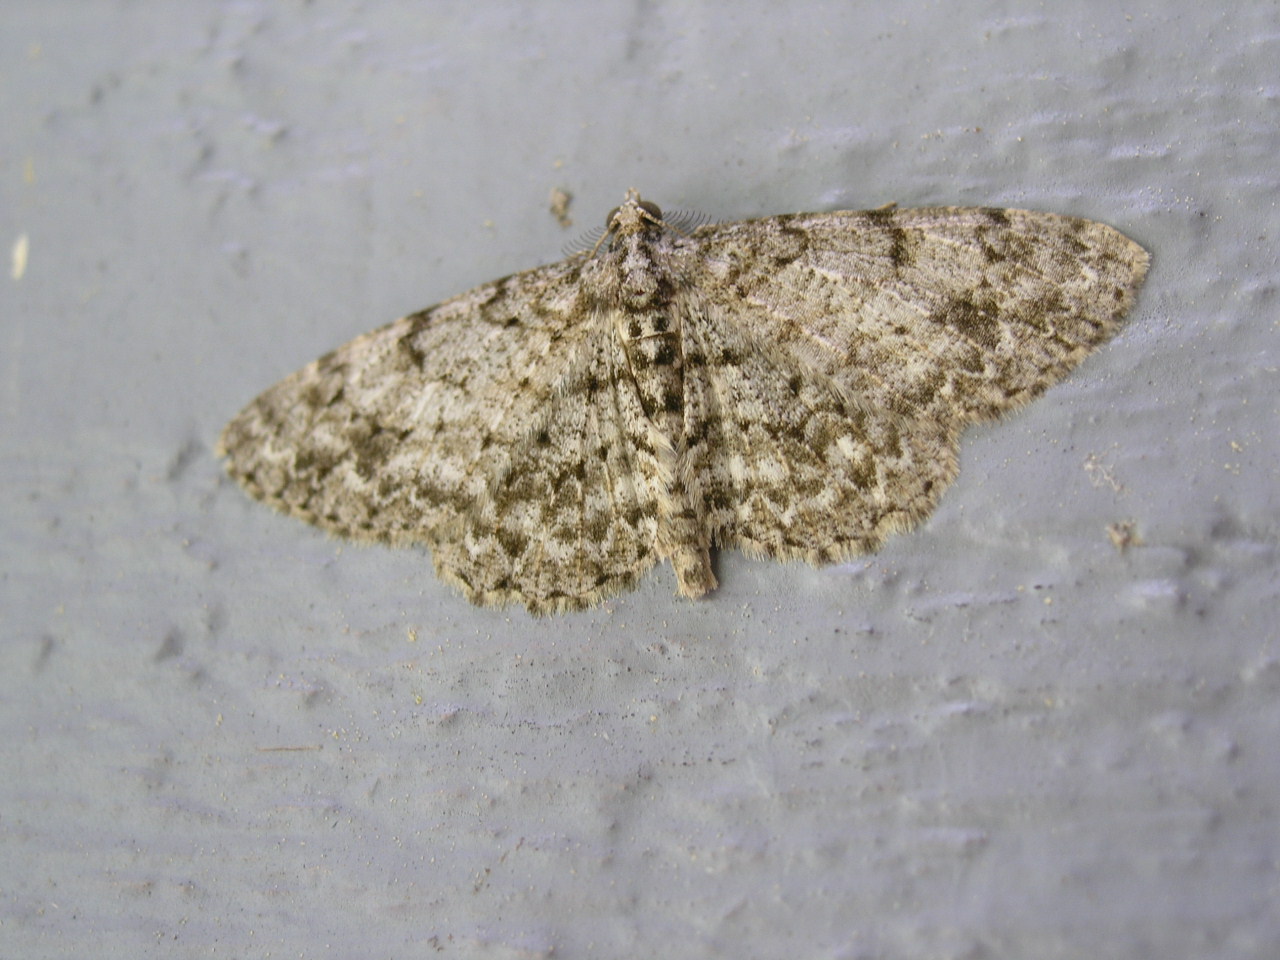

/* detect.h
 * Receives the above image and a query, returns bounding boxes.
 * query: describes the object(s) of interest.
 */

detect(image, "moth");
[219,191,1148,613]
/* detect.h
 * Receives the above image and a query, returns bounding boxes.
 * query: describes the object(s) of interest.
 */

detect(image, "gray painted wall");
[3,2,1276,957]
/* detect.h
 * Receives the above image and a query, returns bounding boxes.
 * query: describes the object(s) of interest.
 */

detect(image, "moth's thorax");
[606,230,677,310]
[601,232,686,427]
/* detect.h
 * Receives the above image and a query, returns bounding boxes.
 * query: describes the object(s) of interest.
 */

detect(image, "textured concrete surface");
[3,2,1277,958]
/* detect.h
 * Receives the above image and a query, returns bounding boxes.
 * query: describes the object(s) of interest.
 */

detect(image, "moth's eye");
[605,206,620,230]
[638,200,663,221]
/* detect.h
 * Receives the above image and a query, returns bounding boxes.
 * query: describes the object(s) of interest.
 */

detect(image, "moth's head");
[606,190,664,237]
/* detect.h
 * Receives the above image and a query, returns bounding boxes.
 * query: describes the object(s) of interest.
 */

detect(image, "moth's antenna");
[563,228,604,259]
[665,209,712,234]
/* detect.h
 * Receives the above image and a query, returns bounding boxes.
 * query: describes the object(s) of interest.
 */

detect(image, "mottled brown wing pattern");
[692,207,1148,426]
[219,258,597,544]
[678,289,959,563]
[427,328,663,614]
